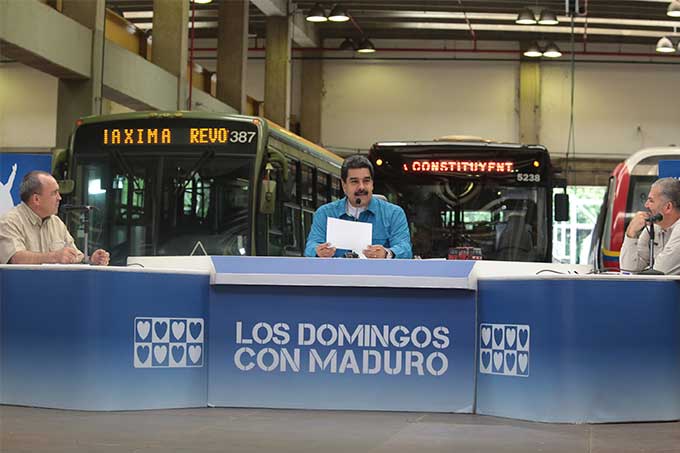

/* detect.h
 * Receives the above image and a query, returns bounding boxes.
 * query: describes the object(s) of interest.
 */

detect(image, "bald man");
[0,171,109,265]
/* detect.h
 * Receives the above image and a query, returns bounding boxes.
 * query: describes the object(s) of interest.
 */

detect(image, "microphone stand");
[83,207,91,262]
[648,222,655,270]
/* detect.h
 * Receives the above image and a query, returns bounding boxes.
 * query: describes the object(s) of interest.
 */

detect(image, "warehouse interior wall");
[2,45,679,159]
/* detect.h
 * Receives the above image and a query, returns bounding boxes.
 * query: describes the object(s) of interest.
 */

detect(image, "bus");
[591,147,680,270]
[367,137,566,261]
[54,112,344,265]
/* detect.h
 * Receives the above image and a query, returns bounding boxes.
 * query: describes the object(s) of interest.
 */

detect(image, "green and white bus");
[54,112,343,265]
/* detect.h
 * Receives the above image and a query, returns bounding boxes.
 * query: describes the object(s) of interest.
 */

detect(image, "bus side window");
[301,164,314,209]
[331,177,342,201]
[317,170,329,207]
[300,163,315,248]
[281,159,298,202]
[282,160,302,255]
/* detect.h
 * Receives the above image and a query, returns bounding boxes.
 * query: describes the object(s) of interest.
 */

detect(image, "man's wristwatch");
[385,248,394,259]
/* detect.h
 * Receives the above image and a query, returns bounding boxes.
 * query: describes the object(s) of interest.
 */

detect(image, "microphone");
[646,213,663,223]
[61,204,94,211]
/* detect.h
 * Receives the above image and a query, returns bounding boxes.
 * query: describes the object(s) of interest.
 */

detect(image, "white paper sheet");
[326,217,372,255]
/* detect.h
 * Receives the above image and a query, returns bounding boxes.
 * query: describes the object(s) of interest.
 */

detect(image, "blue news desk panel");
[1,257,679,423]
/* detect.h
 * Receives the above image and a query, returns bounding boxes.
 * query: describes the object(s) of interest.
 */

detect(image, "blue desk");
[0,266,209,410]
[208,257,477,412]
[476,276,680,423]
[2,259,679,423]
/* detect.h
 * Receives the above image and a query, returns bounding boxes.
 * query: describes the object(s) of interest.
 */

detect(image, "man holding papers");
[304,155,412,259]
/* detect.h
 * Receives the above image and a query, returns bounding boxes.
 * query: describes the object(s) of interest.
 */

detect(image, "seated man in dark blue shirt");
[304,155,412,259]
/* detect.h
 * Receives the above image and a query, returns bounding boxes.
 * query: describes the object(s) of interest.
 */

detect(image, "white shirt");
[620,217,680,274]
[0,202,84,264]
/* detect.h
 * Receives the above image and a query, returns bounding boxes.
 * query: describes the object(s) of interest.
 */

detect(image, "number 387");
[230,131,257,143]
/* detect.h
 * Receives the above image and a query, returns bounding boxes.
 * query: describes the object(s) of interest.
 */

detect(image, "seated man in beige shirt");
[0,170,109,265]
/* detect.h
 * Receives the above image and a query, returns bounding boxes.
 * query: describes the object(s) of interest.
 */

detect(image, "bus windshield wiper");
[111,149,141,191]
[176,151,215,195]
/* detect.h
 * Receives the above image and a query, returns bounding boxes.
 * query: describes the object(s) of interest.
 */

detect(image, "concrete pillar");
[152,0,189,110]
[216,0,248,113]
[519,61,540,145]
[55,0,105,148]
[265,15,292,128]
[300,51,323,144]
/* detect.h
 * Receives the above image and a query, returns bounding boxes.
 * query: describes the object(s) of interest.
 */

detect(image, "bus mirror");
[267,149,289,181]
[554,193,569,221]
[259,180,277,214]
[51,147,69,179]
[58,179,75,195]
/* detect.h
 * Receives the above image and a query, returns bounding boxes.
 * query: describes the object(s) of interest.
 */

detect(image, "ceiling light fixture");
[328,4,350,22]
[356,38,376,53]
[542,42,562,57]
[668,0,680,17]
[516,8,537,25]
[190,0,213,4]
[538,9,559,25]
[339,38,355,51]
[523,41,543,57]
[656,36,676,52]
[306,3,328,22]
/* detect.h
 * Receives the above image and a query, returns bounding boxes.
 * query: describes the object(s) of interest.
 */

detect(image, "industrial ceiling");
[107,0,680,47]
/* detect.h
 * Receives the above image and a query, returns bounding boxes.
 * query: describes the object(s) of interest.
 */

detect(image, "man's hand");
[315,242,336,258]
[90,249,110,266]
[626,211,649,239]
[363,245,388,259]
[51,247,81,264]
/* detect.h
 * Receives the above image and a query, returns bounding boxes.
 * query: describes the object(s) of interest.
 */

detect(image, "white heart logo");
[518,353,528,373]
[493,351,503,370]
[154,345,167,363]
[481,326,491,346]
[171,321,185,340]
[189,345,202,364]
[506,329,516,347]
[137,320,150,340]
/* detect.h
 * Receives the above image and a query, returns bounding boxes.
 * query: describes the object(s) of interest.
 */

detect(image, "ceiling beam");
[250,0,286,16]
[292,14,319,48]
[250,0,319,47]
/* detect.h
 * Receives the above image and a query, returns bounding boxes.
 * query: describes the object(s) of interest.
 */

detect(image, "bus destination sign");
[101,127,257,146]
[403,159,515,174]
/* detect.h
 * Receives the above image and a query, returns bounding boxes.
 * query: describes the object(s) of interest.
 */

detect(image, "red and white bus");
[592,147,680,270]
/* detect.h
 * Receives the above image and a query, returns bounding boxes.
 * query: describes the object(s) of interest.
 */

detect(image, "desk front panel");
[0,268,209,410]
[476,278,680,422]
[208,285,475,412]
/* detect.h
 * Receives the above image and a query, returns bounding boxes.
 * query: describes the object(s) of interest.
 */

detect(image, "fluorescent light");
[656,36,676,53]
[357,38,376,53]
[328,4,350,22]
[523,41,542,57]
[543,42,562,58]
[306,3,328,22]
[538,10,559,25]
[516,8,537,25]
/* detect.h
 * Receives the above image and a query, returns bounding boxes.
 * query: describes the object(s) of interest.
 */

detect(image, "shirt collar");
[340,196,378,216]
[666,217,680,233]
[19,202,49,227]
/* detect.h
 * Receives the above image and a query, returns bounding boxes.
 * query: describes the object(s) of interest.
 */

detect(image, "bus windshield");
[67,117,257,265]
[369,142,552,261]
[381,179,546,260]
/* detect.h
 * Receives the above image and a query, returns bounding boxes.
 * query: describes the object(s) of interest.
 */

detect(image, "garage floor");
[1,406,679,453]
